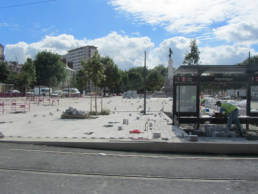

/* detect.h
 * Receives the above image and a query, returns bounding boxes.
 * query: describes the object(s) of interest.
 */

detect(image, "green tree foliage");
[0,61,9,83]
[239,55,258,66]
[83,52,105,88]
[75,69,88,92]
[17,58,36,92]
[127,70,143,91]
[73,54,167,94]
[120,71,129,92]
[147,70,164,91]
[153,65,167,77]
[34,51,66,87]
[183,39,200,65]
[100,56,121,94]
[82,52,105,112]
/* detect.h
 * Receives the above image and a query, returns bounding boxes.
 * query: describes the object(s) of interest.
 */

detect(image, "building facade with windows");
[63,45,97,71]
[61,65,76,88]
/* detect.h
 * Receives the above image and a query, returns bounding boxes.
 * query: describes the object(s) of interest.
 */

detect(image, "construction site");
[0,64,258,154]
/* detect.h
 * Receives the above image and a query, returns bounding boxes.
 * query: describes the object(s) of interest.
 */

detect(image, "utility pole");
[143,51,147,115]
[248,51,251,65]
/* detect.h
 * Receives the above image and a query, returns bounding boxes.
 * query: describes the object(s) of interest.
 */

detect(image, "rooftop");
[68,45,97,53]
[175,64,258,75]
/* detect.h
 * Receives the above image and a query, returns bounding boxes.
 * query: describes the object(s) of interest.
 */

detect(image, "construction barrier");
[0,99,30,114]
[25,96,60,106]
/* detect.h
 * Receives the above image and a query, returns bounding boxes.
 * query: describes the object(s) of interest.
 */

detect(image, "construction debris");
[152,133,161,139]
[61,107,88,119]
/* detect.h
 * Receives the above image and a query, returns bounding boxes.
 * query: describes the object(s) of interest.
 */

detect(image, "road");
[0,143,258,194]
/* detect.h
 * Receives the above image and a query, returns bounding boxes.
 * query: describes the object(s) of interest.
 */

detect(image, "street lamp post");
[143,51,147,115]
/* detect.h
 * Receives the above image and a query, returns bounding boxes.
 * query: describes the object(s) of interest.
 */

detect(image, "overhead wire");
[0,0,56,9]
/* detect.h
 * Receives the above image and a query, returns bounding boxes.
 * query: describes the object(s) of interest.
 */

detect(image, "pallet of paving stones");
[246,130,258,140]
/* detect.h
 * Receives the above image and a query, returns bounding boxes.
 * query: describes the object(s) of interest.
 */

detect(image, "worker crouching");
[215,101,244,137]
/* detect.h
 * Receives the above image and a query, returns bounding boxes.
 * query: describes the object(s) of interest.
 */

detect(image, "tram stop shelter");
[172,64,258,130]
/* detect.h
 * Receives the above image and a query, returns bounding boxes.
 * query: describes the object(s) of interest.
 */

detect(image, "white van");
[34,86,52,96]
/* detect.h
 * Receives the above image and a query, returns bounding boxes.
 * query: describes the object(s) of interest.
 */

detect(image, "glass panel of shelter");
[176,85,197,113]
[250,85,258,114]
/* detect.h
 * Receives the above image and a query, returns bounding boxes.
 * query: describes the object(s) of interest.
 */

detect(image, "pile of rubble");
[61,107,88,119]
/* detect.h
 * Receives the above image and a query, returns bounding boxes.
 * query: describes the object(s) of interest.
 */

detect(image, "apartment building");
[7,61,23,72]
[64,45,97,71]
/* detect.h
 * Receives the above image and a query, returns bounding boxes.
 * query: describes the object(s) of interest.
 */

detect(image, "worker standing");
[215,101,244,137]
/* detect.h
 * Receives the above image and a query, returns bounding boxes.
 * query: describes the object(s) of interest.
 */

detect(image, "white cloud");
[4,33,254,70]
[149,37,190,68]
[110,0,258,44]
[5,32,154,69]
[214,22,258,44]
[5,34,87,63]
[110,0,233,32]
[200,45,255,65]
[88,32,154,69]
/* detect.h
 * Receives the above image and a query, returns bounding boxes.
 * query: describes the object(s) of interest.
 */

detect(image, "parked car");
[26,90,35,96]
[8,89,21,94]
[7,90,21,97]
[51,90,63,97]
[63,88,81,97]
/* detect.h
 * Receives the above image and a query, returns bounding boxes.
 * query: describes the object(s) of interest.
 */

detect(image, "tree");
[17,58,36,92]
[34,51,66,88]
[0,61,9,83]
[126,67,146,92]
[127,70,143,91]
[183,39,200,65]
[75,69,88,92]
[239,55,258,66]
[83,52,105,113]
[100,56,121,94]
[147,70,164,91]
[120,71,129,92]
[153,65,167,77]
[7,71,18,85]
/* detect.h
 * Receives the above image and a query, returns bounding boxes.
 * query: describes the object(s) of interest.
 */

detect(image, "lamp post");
[143,51,147,115]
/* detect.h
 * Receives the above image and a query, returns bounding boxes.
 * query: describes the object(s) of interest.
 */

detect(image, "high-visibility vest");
[221,103,237,115]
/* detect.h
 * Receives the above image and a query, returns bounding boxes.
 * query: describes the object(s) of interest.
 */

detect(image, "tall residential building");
[7,61,23,72]
[0,44,4,62]
[64,45,97,71]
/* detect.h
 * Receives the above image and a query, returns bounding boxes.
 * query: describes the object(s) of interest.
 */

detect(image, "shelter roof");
[174,65,250,75]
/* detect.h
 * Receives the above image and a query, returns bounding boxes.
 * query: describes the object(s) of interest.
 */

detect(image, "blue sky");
[1,0,168,45]
[1,0,258,69]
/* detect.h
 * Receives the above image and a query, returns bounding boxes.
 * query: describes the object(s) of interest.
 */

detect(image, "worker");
[215,101,244,137]
[200,94,205,106]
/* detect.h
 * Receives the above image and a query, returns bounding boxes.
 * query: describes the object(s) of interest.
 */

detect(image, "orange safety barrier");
[0,99,30,114]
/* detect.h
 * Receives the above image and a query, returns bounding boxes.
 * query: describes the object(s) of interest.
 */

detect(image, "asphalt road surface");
[0,143,258,194]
